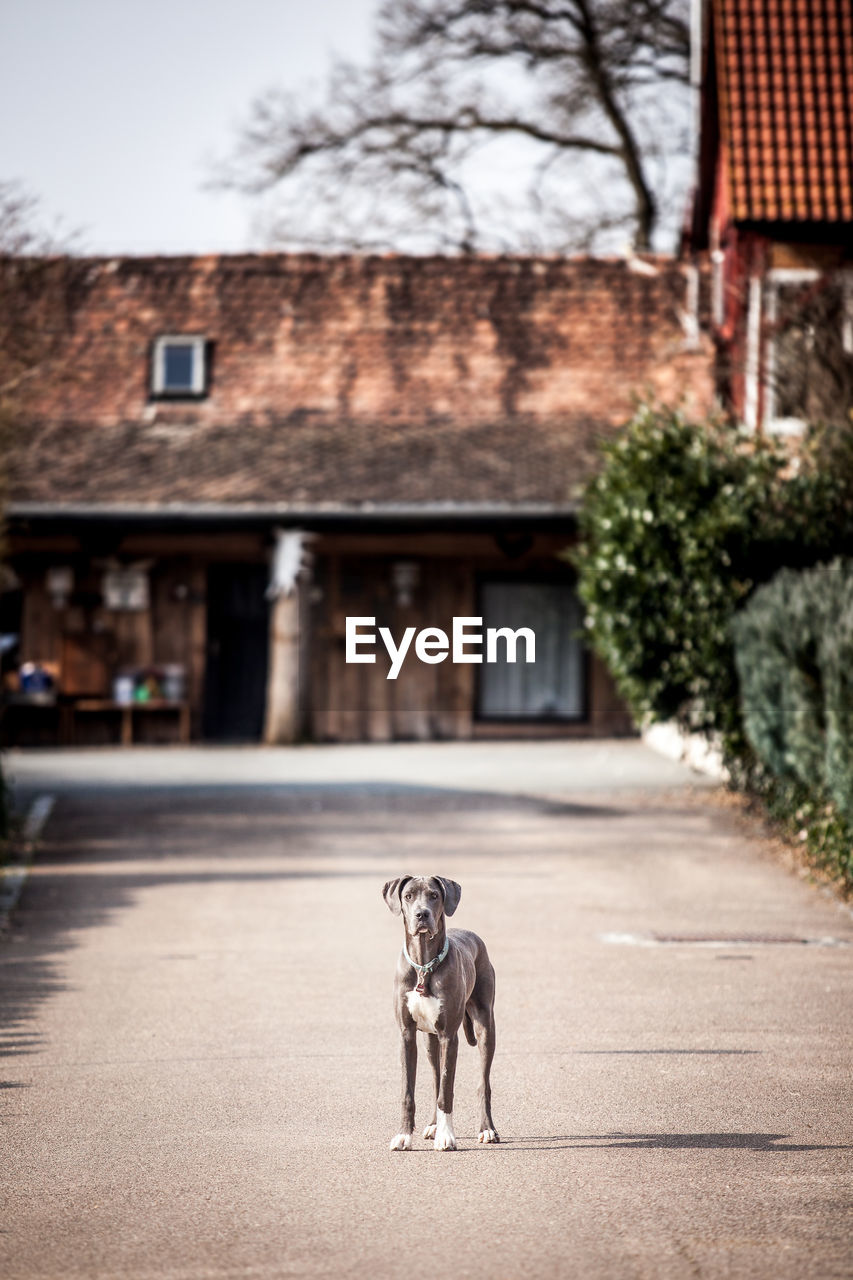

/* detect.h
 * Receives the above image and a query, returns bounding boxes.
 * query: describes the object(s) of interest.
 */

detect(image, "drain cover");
[600,931,848,947]
[654,933,811,945]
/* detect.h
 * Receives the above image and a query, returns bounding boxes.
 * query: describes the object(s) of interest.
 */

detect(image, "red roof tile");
[715,0,853,223]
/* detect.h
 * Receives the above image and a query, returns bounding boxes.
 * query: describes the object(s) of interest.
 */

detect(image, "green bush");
[573,403,853,890]
[730,566,828,788]
[574,405,853,744]
[757,773,852,892]
[573,405,791,740]
[732,558,853,831]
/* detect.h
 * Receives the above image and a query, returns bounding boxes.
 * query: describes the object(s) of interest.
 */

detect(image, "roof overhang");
[7,500,580,536]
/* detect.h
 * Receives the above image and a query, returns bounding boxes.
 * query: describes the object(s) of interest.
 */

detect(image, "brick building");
[687,0,853,434]
[5,252,714,745]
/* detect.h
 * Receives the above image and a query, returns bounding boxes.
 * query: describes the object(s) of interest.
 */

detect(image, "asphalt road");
[1,742,852,1279]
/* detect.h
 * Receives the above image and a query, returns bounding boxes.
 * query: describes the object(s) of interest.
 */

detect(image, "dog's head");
[382,875,461,939]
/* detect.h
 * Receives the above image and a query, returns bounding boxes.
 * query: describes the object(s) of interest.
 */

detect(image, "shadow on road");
[0,952,65,1085]
[0,780,737,1082]
[15,779,633,823]
[574,1048,761,1055]
[480,1132,852,1153]
[0,782,621,1070]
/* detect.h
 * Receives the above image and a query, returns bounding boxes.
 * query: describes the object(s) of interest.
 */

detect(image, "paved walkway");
[1,743,851,1279]
[5,738,715,798]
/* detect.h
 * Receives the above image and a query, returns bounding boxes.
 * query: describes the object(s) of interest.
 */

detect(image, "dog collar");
[404,938,449,994]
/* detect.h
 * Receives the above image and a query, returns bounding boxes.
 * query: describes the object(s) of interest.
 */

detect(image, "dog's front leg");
[434,1031,459,1151]
[389,1028,417,1151]
[422,1033,441,1139]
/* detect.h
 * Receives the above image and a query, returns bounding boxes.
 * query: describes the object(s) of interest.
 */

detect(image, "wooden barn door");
[476,580,585,721]
[310,554,474,742]
[203,563,270,741]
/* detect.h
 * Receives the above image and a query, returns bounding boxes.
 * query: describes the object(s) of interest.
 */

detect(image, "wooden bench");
[63,699,191,746]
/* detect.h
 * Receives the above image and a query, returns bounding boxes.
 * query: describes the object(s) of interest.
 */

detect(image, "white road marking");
[0,794,55,926]
[23,794,56,843]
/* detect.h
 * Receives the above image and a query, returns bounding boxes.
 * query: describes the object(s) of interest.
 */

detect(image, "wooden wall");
[310,551,474,741]
[9,532,268,744]
[8,526,635,745]
[308,532,634,742]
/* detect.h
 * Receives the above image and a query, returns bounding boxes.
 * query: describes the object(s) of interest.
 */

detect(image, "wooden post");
[263,585,302,744]
[187,564,207,742]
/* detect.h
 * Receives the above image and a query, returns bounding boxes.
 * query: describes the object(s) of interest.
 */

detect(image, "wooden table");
[63,699,191,746]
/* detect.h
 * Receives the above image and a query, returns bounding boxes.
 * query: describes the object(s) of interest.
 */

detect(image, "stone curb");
[642,721,727,780]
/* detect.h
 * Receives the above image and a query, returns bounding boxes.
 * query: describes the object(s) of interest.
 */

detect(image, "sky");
[2,0,379,255]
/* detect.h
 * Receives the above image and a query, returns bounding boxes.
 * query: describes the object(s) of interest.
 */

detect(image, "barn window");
[151,335,208,397]
[476,579,585,721]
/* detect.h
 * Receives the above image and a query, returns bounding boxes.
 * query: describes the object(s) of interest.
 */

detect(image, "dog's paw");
[389,1132,413,1151]
[478,1128,500,1144]
[433,1111,457,1151]
[422,1123,437,1139]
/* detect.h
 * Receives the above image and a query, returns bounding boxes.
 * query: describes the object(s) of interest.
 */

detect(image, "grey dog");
[383,875,499,1151]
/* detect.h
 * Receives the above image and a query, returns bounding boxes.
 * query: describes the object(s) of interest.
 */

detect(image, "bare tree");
[221,0,691,255]
[0,181,77,407]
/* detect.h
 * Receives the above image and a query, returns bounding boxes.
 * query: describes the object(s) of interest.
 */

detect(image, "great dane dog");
[383,875,499,1151]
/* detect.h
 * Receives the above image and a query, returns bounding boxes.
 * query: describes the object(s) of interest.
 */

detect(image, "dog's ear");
[435,878,462,917]
[382,877,412,915]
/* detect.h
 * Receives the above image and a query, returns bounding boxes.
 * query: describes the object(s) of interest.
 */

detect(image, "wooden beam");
[264,588,302,744]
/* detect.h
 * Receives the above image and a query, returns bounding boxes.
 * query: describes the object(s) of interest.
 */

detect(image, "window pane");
[478,581,584,719]
[163,343,195,390]
[774,282,852,426]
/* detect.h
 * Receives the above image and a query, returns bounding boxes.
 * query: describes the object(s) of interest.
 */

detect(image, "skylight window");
[151,335,207,397]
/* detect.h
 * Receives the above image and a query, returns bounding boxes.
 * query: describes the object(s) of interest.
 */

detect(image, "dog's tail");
[463,1011,477,1047]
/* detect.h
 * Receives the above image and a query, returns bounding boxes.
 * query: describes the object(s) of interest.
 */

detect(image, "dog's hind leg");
[422,1033,441,1139]
[470,1006,499,1143]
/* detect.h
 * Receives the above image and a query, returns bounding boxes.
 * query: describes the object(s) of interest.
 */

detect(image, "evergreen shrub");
[573,405,792,742]
[731,559,853,888]
[574,404,853,891]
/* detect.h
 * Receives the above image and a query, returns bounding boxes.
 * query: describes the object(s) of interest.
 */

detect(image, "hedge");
[574,405,853,742]
[731,559,853,887]
[573,404,853,891]
[574,406,796,742]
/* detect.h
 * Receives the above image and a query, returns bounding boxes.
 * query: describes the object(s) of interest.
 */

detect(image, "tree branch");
[222,0,690,253]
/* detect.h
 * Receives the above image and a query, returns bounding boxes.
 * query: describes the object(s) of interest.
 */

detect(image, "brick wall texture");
[11,253,715,508]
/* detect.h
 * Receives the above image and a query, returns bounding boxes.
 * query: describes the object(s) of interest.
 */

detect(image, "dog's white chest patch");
[406,988,442,1034]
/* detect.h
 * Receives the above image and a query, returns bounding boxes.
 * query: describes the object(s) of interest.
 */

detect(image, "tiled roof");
[714,0,853,222]
[8,415,604,512]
